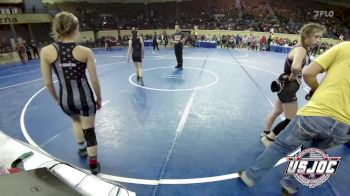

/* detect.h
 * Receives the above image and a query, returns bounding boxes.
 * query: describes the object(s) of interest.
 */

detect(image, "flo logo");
[313,11,334,19]
[285,148,341,188]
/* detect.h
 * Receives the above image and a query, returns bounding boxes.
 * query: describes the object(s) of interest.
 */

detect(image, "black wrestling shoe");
[89,162,100,175]
[139,78,144,86]
[78,148,87,157]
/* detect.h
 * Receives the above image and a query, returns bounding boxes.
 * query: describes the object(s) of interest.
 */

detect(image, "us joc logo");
[285,148,341,188]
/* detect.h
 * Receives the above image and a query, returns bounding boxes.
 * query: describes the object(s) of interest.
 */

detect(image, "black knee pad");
[283,119,291,130]
[273,119,291,136]
[83,127,97,147]
[284,118,291,124]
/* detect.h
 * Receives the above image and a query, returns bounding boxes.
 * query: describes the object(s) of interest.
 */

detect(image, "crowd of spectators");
[1,0,348,55]
[270,0,349,39]
[95,29,333,58]
[43,0,349,40]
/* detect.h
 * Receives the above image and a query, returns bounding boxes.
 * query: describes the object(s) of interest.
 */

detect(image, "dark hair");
[131,30,137,41]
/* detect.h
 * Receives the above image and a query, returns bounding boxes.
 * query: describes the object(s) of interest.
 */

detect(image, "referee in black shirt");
[173,25,185,70]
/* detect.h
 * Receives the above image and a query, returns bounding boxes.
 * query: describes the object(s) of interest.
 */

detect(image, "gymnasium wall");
[92,29,338,45]
[0,27,339,65]
[0,14,52,24]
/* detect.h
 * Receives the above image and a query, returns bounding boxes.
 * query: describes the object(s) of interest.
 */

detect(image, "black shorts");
[132,51,142,63]
[277,80,300,103]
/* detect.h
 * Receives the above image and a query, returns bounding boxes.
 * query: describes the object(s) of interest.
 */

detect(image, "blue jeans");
[245,116,350,192]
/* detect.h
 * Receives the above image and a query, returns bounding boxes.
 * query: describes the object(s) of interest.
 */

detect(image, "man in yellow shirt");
[238,42,350,195]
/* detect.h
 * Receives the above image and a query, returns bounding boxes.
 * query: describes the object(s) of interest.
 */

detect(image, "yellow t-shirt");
[298,42,350,125]
[194,29,198,36]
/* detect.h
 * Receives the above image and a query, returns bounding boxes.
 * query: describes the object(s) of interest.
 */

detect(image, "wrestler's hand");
[96,98,102,110]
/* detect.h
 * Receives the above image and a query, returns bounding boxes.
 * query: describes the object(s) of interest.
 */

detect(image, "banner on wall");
[0,14,52,24]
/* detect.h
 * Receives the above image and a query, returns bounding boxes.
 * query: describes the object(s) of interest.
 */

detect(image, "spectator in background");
[162,31,169,48]
[16,41,27,64]
[23,40,32,60]
[30,40,40,59]
[152,32,159,51]
[105,36,112,51]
